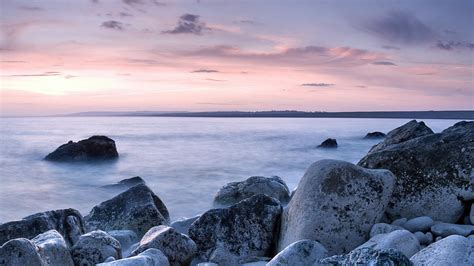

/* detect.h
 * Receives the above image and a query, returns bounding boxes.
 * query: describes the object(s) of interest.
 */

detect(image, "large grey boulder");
[319,247,412,265]
[0,238,45,266]
[355,230,420,258]
[430,222,474,237]
[97,248,169,266]
[85,184,169,238]
[0,208,85,246]
[278,159,395,254]
[31,230,74,266]
[71,230,122,266]
[130,225,196,266]
[266,239,328,266]
[368,120,433,153]
[410,235,474,265]
[189,194,282,263]
[358,121,474,222]
[45,135,119,162]
[214,176,290,206]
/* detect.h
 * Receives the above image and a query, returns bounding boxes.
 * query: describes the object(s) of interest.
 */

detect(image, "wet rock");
[356,230,420,258]
[370,223,404,238]
[45,135,119,162]
[318,138,338,148]
[71,230,121,266]
[97,248,170,266]
[319,247,412,265]
[31,230,73,266]
[358,121,474,222]
[278,159,395,254]
[0,208,85,246]
[0,238,44,266]
[364,131,386,139]
[189,194,282,262]
[430,222,474,237]
[107,230,137,257]
[213,176,290,206]
[267,239,328,266]
[85,184,169,238]
[410,235,473,265]
[130,225,196,266]
[101,177,145,190]
[402,216,435,232]
[170,215,200,235]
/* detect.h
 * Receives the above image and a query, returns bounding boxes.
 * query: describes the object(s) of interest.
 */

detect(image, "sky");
[0,0,473,116]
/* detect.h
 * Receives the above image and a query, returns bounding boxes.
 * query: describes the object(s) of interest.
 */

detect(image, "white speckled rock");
[107,230,137,257]
[71,230,122,266]
[370,223,404,238]
[0,238,44,266]
[98,248,169,266]
[320,247,412,265]
[356,230,420,258]
[267,239,328,266]
[430,222,474,237]
[278,159,396,254]
[31,230,73,266]
[410,235,474,265]
[403,216,435,232]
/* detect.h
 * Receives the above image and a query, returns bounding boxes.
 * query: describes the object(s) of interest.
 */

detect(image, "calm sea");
[0,117,460,222]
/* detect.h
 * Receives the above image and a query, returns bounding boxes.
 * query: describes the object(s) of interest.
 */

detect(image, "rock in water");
[0,238,45,266]
[355,230,420,258]
[31,230,74,266]
[319,247,413,265]
[368,120,433,153]
[188,194,282,263]
[278,159,395,255]
[85,184,169,238]
[318,138,338,148]
[267,239,328,266]
[358,121,474,222]
[45,135,119,162]
[364,131,386,139]
[0,208,85,246]
[410,235,474,266]
[97,248,170,266]
[71,230,122,266]
[213,176,290,206]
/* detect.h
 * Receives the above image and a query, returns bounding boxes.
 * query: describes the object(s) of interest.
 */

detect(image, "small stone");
[391,217,408,227]
[403,216,435,232]
[370,223,404,238]
[430,223,474,237]
[414,232,430,245]
[318,138,338,148]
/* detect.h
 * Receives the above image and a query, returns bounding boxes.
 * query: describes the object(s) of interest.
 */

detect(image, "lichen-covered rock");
[107,230,138,257]
[71,230,122,266]
[101,176,145,190]
[355,230,420,258]
[267,239,328,266]
[130,226,196,266]
[278,159,395,254]
[319,247,413,265]
[364,132,386,139]
[31,230,73,266]
[0,208,85,246]
[402,216,435,233]
[0,238,45,266]
[410,235,474,265]
[97,248,170,266]
[430,222,474,237]
[370,223,404,238]
[170,215,200,235]
[85,184,169,238]
[189,194,282,263]
[318,138,338,148]
[358,121,473,222]
[45,135,119,162]
[214,176,290,206]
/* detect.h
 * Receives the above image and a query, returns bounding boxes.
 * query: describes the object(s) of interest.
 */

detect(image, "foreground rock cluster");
[1,120,473,265]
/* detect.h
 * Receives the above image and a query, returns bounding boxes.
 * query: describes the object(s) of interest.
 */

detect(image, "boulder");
[0,238,45,266]
[102,176,146,190]
[267,239,328,266]
[402,216,435,232]
[278,159,395,254]
[85,184,169,238]
[129,225,197,266]
[31,230,74,266]
[368,120,433,153]
[0,208,85,246]
[170,215,200,235]
[355,230,420,258]
[358,121,474,222]
[318,138,337,148]
[213,176,290,206]
[410,235,474,265]
[370,223,404,238]
[71,230,122,266]
[319,247,412,265]
[45,135,119,162]
[364,131,386,139]
[107,230,138,257]
[97,248,170,266]
[430,222,474,237]
[188,194,282,262]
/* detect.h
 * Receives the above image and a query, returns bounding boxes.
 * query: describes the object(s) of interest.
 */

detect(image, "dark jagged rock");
[85,184,170,238]
[278,159,395,255]
[0,238,44,266]
[0,208,85,247]
[71,230,122,266]
[213,176,290,206]
[319,247,413,265]
[45,135,119,162]
[318,138,338,148]
[358,121,473,222]
[188,194,282,263]
[31,230,74,266]
[364,131,386,139]
[101,176,145,190]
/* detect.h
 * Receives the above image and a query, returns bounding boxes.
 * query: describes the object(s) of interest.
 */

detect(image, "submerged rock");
[278,159,395,254]
[319,247,413,265]
[71,230,122,266]
[189,194,282,263]
[98,248,170,266]
[0,208,85,246]
[318,138,338,148]
[355,230,420,258]
[45,135,119,162]
[31,230,74,266]
[213,176,290,206]
[410,235,473,266]
[358,121,474,222]
[101,176,145,190]
[0,238,44,266]
[85,184,169,238]
[364,131,386,139]
[267,239,328,266]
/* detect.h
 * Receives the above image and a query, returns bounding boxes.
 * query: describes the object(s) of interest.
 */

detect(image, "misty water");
[0,117,460,223]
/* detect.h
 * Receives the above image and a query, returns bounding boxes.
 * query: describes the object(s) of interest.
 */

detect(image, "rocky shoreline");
[0,120,472,265]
